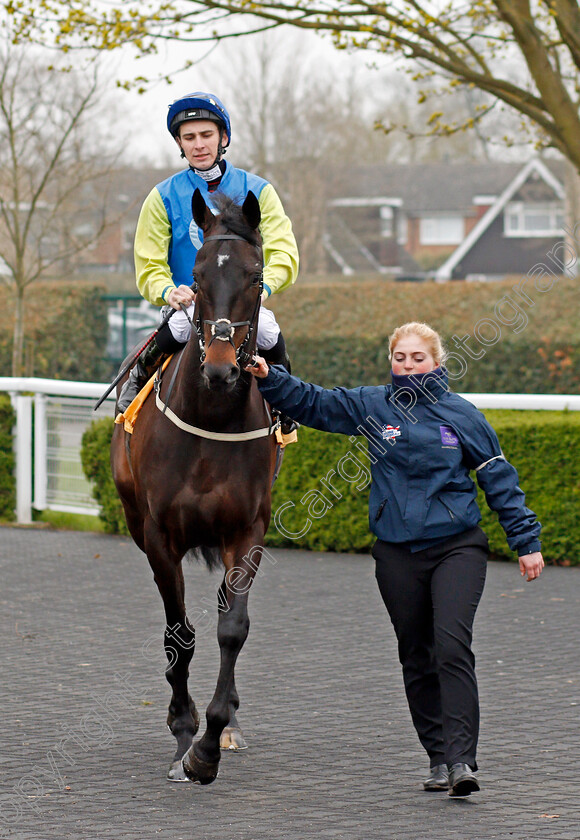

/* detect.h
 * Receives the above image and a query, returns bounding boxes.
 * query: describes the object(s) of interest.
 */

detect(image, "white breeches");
[168,302,281,350]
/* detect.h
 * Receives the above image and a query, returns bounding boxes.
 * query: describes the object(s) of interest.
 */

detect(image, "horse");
[110,188,279,784]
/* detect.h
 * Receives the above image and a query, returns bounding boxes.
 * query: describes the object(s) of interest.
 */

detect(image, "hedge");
[287,337,580,394]
[0,394,16,521]
[0,281,110,381]
[80,419,129,535]
[270,274,580,394]
[81,409,580,565]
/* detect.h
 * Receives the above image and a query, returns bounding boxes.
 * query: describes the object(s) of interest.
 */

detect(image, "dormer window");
[504,201,564,237]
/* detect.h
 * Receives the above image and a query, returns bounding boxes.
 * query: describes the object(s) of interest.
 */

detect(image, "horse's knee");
[217,612,249,653]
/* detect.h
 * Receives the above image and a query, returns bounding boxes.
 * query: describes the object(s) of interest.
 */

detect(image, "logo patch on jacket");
[381,424,401,440]
[440,425,459,447]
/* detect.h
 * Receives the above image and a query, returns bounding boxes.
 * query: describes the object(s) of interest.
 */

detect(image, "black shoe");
[117,339,166,413]
[448,763,480,797]
[423,764,449,791]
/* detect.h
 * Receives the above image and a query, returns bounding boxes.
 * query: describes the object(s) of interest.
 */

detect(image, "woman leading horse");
[111,189,279,784]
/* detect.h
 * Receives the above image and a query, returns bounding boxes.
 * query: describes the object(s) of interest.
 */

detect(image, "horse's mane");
[211,192,260,245]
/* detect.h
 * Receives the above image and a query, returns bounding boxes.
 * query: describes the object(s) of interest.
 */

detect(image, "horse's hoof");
[220,726,248,751]
[167,760,191,783]
[182,748,220,785]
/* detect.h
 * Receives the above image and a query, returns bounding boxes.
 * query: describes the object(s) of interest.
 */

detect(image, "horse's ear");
[242,191,261,230]
[191,188,214,231]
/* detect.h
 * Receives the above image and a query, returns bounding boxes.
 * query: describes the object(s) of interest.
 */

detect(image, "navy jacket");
[259,366,541,554]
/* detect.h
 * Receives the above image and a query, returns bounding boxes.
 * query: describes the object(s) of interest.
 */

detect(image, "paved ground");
[0,526,578,840]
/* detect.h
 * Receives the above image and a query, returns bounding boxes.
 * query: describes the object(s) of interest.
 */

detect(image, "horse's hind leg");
[220,677,248,751]
[145,525,199,782]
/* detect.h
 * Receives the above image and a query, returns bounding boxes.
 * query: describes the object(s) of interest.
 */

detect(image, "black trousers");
[373,526,489,770]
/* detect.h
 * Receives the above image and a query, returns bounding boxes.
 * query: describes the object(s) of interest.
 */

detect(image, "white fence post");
[11,393,33,524]
[34,392,47,510]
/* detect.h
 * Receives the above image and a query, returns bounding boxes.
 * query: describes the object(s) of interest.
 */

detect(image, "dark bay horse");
[111,189,279,784]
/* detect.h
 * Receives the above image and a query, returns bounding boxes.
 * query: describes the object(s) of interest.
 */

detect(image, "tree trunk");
[12,288,25,378]
[564,159,580,274]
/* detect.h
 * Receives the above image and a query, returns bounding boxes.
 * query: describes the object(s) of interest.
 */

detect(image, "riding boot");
[117,338,168,413]
[260,332,299,437]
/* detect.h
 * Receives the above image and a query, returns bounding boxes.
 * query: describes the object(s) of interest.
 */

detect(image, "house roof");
[435,158,566,280]
[325,158,566,215]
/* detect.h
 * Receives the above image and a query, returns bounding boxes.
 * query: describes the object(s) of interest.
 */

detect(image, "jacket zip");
[440,498,456,521]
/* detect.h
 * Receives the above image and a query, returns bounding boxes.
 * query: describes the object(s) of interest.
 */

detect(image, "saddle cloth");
[114,356,173,434]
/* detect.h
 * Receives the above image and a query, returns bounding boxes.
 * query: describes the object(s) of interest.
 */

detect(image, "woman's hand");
[167,284,196,310]
[518,551,544,582]
[245,355,269,378]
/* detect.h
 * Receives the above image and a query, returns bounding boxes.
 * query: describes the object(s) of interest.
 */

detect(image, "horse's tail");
[184,547,223,572]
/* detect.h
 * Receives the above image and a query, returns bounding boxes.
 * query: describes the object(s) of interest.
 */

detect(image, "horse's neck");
[170,341,263,430]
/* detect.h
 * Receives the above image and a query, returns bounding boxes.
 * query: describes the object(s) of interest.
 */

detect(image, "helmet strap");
[216,139,227,163]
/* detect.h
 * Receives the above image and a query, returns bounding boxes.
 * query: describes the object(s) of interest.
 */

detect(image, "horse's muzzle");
[200,361,240,391]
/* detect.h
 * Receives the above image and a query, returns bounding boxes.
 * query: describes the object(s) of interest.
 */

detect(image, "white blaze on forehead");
[217,254,229,268]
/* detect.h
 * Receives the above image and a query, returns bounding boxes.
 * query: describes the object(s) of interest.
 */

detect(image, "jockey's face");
[391,335,437,376]
[176,120,226,170]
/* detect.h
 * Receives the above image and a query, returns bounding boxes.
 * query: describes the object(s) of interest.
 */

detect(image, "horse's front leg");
[182,539,261,784]
[144,521,200,782]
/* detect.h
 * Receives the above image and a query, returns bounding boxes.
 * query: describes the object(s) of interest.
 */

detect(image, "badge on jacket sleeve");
[381,424,401,441]
[440,425,459,447]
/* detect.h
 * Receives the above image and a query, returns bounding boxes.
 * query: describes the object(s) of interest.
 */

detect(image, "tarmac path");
[0,527,578,840]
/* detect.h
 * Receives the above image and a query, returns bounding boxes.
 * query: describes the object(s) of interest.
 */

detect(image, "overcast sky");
[115,27,381,166]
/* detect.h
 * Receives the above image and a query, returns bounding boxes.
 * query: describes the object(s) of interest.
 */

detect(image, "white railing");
[0,377,116,523]
[1,377,580,524]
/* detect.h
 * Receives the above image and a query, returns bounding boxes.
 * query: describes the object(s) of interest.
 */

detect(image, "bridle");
[154,229,280,441]
[190,232,263,368]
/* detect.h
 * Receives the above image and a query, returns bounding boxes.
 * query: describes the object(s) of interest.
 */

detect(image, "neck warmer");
[390,366,449,400]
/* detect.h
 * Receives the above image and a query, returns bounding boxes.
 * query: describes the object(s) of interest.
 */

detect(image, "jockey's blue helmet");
[167,92,231,146]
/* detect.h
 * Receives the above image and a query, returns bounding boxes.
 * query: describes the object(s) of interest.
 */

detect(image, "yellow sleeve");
[258,183,299,298]
[134,187,175,307]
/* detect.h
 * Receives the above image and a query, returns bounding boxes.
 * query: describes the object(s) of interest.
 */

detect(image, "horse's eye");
[252,272,263,286]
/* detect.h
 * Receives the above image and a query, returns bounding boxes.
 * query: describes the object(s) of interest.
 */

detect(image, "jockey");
[118,91,299,430]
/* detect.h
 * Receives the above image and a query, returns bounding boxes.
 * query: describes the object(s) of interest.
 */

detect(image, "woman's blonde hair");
[388,322,446,366]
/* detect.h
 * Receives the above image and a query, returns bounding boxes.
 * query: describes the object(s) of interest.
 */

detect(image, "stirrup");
[275,416,299,447]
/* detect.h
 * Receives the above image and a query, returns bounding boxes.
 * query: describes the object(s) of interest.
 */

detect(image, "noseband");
[191,233,263,368]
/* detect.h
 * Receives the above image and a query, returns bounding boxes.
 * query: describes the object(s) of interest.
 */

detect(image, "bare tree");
[0,42,122,375]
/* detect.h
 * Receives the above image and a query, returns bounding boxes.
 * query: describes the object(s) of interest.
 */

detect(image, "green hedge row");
[81,409,580,565]
[0,394,15,521]
[270,274,580,394]
[288,337,580,394]
[0,282,110,381]
[80,420,129,536]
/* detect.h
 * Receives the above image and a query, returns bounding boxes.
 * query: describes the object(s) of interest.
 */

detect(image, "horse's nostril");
[202,362,239,388]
